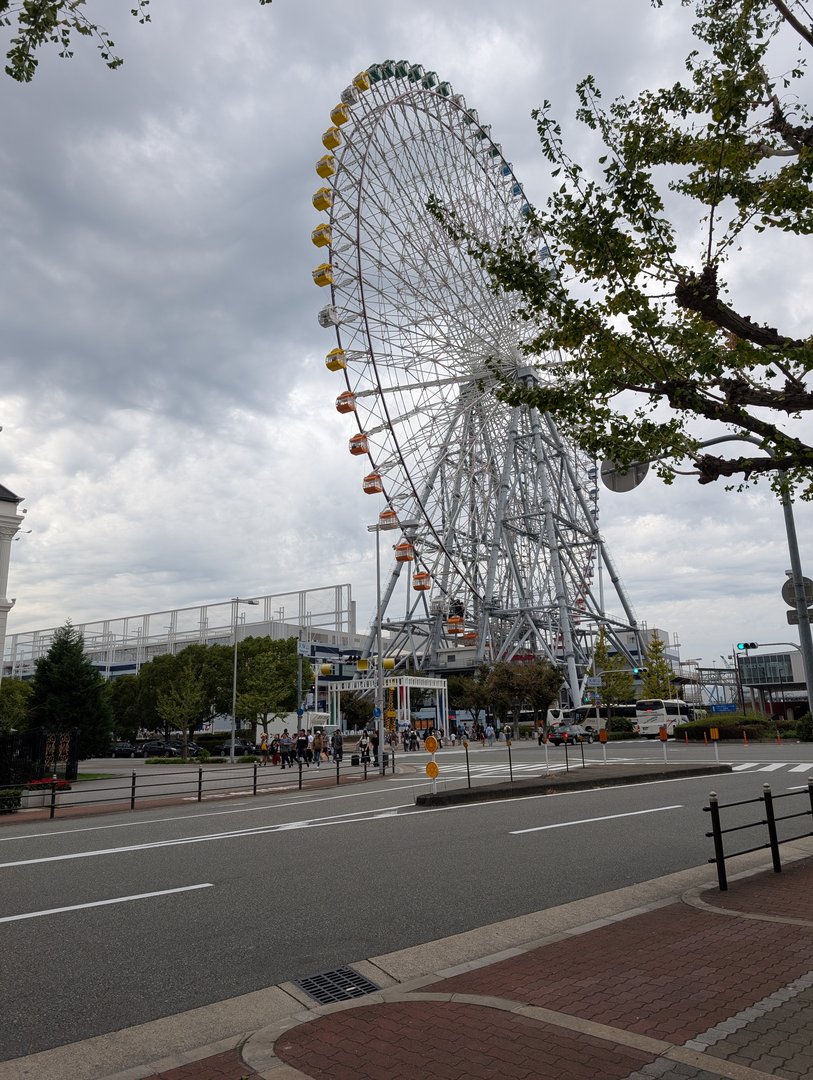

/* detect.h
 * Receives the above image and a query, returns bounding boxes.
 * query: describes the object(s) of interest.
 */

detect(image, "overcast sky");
[1,0,810,671]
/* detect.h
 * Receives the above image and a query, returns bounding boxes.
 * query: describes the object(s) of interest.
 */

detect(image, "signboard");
[781,576,813,607]
[424,735,438,754]
[425,761,439,779]
[787,608,813,626]
[585,676,603,688]
[709,727,720,741]
[373,707,381,718]
[709,703,737,713]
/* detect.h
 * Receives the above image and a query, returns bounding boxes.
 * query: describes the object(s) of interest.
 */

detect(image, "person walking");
[358,730,371,764]
[485,722,495,748]
[259,731,269,766]
[370,729,380,766]
[279,729,293,769]
[312,729,324,767]
[331,729,343,762]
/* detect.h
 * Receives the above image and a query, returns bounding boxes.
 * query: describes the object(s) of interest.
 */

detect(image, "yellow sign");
[598,729,608,744]
[659,725,669,742]
[425,761,439,779]
[424,735,438,754]
[710,727,720,741]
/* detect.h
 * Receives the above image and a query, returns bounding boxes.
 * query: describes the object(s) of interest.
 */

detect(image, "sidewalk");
[7,839,812,1080]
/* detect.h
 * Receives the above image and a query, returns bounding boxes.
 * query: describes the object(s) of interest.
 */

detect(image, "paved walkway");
[8,842,808,1080]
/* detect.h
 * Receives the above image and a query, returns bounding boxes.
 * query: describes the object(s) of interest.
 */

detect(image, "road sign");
[425,761,439,779]
[658,725,668,742]
[709,703,737,713]
[385,709,397,720]
[709,727,720,741]
[585,676,602,688]
[787,608,813,625]
[424,735,438,754]
[781,576,813,607]
[598,729,608,744]
[373,707,381,718]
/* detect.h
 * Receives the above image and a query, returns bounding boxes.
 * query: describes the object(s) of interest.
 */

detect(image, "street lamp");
[231,597,259,763]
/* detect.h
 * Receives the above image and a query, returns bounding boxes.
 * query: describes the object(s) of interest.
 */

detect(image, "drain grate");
[294,966,380,1005]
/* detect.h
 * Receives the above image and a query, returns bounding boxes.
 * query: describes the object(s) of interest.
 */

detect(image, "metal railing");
[0,751,397,820]
[704,779,813,890]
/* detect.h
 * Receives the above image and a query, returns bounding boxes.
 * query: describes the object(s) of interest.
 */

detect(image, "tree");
[106,674,142,741]
[446,667,490,730]
[1,1,273,82]
[0,677,31,733]
[340,690,373,732]
[516,659,563,726]
[593,628,635,717]
[236,637,300,739]
[156,654,205,757]
[640,634,677,699]
[28,622,113,756]
[437,0,813,499]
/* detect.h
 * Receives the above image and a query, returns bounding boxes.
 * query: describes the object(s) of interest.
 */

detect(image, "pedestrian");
[331,729,344,762]
[296,730,309,765]
[358,730,370,763]
[312,729,323,767]
[409,729,418,751]
[271,735,281,766]
[450,730,457,747]
[485,722,495,748]
[279,729,293,768]
[370,729,380,766]
[259,731,269,766]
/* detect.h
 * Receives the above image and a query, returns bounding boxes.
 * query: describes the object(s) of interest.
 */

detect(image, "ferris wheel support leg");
[544,416,645,656]
[480,406,521,657]
[527,407,581,705]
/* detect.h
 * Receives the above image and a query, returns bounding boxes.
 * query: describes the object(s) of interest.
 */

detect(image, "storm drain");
[294,966,380,1005]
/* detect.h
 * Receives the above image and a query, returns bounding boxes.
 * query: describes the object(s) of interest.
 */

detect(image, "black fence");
[704,779,813,890]
[0,752,397,820]
[0,727,80,786]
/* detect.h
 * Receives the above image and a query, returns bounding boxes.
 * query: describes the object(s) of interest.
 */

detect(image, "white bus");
[635,699,692,737]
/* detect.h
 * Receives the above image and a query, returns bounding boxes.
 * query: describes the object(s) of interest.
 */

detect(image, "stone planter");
[20,788,69,808]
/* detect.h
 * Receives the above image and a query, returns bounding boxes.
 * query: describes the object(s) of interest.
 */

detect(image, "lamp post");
[231,597,259,763]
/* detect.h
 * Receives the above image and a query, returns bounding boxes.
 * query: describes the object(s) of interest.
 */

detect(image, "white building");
[0,483,25,684]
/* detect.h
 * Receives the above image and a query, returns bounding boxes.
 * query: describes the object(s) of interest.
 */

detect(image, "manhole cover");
[294,966,380,1005]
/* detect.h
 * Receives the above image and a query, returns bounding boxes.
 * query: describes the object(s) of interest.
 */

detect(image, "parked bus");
[635,699,692,737]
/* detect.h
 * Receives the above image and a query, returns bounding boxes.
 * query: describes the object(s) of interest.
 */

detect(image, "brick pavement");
[136,1048,259,1079]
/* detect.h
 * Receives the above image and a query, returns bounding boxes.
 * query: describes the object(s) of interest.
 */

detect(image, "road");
[1,739,810,1060]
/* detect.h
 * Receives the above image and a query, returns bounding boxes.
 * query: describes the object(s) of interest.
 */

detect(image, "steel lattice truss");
[311,61,642,704]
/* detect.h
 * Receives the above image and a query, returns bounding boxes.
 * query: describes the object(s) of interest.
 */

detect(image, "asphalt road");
[1,739,811,1060]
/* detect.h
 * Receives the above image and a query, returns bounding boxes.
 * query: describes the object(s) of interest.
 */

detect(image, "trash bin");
[382,752,389,769]
[351,753,360,767]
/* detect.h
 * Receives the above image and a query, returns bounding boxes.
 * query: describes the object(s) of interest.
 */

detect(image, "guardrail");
[0,752,397,820]
[704,779,813,890]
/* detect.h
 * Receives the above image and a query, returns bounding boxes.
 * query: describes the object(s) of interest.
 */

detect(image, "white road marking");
[0,883,213,923]
[758,763,786,772]
[733,763,761,771]
[0,804,415,868]
[789,764,813,773]
[509,805,683,835]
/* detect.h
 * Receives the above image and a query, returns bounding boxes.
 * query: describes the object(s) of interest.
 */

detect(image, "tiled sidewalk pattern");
[139,1048,258,1079]
[701,856,813,920]
[274,1000,659,1080]
[431,903,813,1044]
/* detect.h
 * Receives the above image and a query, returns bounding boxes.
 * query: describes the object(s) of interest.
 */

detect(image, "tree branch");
[768,0,813,48]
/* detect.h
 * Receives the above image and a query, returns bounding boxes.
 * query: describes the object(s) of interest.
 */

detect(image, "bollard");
[544,734,550,775]
[807,776,813,820]
[336,757,341,785]
[507,740,513,783]
[197,766,203,802]
[563,738,569,772]
[703,730,708,745]
[776,728,782,746]
[363,758,368,781]
[130,770,137,811]
[298,760,303,790]
[464,741,471,788]
[763,784,782,874]
[707,792,728,891]
[684,731,689,745]
[253,762,258,796]
[579,739,585,768]
[49,775,58,820]
[743,729,748,746]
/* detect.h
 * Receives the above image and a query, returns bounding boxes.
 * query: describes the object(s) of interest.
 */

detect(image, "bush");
[796,713,813,741]
[674,714,771,741]
[606,716,635,734]
[0,786,23,813]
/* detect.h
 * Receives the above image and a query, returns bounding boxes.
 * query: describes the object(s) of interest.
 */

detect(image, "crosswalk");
[732,762,813,773]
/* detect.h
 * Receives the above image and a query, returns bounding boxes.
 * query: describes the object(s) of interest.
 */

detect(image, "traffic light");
[632,666,647,675]
[736,642,758,650]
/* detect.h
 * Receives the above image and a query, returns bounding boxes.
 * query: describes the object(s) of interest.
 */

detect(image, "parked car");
[547,723,594,746]
[110,741,137,758]
[212,738,257,757]
[136,741,182,758]
[167,741,204,758]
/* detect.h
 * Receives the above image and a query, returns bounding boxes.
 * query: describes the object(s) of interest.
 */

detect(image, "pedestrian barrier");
[0,751,397,820]
[704,778,813,891]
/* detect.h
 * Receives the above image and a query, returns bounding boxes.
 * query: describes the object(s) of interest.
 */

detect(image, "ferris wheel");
[310,60,642,704]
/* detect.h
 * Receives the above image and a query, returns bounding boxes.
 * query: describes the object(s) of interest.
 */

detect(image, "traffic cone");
[703,730,708,745]
[743,729,748,746]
